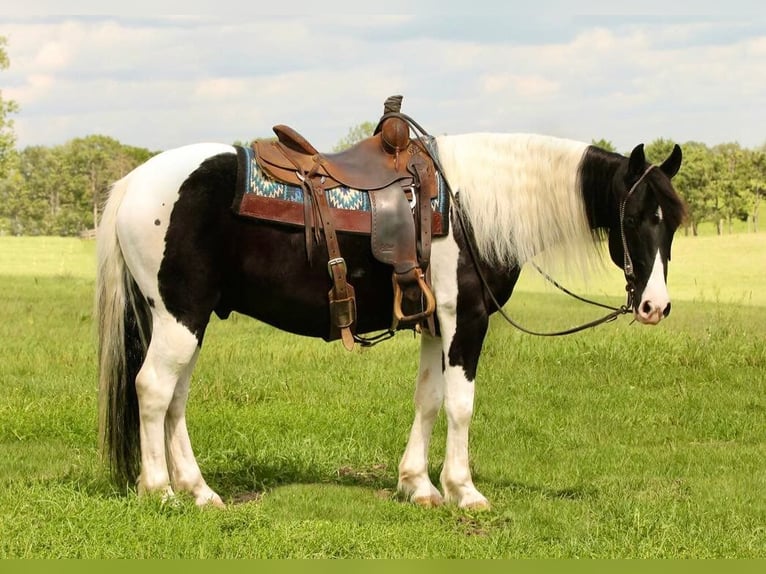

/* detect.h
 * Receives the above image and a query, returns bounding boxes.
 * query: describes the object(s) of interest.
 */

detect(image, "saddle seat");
[250,103,438,350]
[256,122,436,197]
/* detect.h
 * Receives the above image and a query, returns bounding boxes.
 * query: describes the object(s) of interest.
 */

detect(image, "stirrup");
[391,270,436,329]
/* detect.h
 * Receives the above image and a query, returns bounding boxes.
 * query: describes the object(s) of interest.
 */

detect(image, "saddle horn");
[379,95,409,155]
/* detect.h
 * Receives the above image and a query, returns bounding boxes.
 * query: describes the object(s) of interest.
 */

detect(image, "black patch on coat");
[157,153,238,344]
[157,152,408,345]
[446,209,520,382]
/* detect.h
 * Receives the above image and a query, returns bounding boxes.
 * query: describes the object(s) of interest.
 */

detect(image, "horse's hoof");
[413,494,444,508]
[444,485,490,510]
[195,492,226,509]
[460,498,490,511]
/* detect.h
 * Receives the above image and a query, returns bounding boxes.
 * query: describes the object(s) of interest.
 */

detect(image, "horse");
[96,131,685,509]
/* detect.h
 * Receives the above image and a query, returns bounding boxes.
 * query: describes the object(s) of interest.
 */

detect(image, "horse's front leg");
[398,332,445,506]
[439,312,490,510]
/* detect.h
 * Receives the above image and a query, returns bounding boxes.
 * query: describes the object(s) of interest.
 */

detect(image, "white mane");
[435,133,603,278]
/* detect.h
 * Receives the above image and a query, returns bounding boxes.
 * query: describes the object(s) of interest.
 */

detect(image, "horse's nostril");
[641,301,653,315]
[663,302,671,317]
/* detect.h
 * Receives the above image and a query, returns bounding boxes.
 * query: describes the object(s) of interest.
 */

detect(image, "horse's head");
[607,143,686,325]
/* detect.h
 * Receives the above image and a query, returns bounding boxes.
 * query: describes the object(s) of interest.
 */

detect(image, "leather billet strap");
[276,146,357,349]
[312,182,356,351]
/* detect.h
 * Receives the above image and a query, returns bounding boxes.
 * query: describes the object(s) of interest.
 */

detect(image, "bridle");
[455,163,658,337]
[619,164,656,313]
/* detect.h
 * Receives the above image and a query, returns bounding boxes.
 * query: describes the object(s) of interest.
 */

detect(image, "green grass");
[0,235,764,558]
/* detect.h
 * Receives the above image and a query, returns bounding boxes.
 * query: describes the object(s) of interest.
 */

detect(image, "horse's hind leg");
[398,332,445,506]
[136,314,220,502]
[164,345,224,507]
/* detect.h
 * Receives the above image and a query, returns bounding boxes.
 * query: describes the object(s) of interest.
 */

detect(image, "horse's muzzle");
[634,299,671,325]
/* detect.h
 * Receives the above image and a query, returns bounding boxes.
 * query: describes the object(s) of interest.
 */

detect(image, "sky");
[2,4,765,155]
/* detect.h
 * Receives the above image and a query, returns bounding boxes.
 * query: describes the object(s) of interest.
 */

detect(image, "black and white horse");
[97,132,684,509]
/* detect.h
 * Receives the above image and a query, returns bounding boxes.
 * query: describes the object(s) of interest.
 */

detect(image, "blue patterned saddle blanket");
[232,144,449,236]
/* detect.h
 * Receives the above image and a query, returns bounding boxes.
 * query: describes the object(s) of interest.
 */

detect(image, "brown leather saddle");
[251,97,438,350]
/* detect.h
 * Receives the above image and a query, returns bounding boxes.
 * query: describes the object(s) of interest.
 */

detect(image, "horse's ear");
[628,144,646,176]
[660,144,683,178]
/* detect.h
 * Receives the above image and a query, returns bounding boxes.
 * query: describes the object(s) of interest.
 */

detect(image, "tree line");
[2,131,763,238]
[623,138,765,235]
[0,135,154,236]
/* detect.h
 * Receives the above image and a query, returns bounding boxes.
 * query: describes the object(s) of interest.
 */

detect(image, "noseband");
[619,164,656,309]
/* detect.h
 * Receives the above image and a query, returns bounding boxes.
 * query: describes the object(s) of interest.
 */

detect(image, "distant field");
[0,236,96,279]
[1,232,763,305]
[516,231,766,307]
[0,234,764,558]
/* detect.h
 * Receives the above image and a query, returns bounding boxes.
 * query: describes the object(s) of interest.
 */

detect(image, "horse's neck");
[436,133,601,271]
[579,147,625,231]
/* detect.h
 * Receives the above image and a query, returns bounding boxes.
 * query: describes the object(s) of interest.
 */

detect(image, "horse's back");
[123,143,235,192]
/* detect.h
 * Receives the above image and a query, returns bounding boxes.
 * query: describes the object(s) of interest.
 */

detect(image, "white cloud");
[482,73,560,99]
[2,16,765,153]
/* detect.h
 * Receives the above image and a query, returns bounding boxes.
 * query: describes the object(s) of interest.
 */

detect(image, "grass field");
[0,234,764,558]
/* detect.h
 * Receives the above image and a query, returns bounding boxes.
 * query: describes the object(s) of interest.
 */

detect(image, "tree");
[18,145,64,234]
[62,135,154,232]
[741,147,765,233]
[0,150,26,235]
[0,36,19,176]
[644,138,678,165]
[669,141,712,236]
[709,143,749,234]
[333,121,376,152]
[0,137,155,236]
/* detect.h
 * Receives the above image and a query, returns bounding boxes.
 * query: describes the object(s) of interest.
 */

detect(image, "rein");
[385,112,655,337]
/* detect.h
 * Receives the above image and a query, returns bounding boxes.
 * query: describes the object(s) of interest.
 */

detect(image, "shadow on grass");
[48,456,397,503]
[209,458,398,504]
[49,454,597,509]
[213,461,599,506]
[472,467,599,502]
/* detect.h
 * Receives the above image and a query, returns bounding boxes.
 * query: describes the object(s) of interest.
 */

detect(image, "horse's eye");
[623,215,637,228]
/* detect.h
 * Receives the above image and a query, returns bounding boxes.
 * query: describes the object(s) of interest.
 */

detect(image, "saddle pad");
[232,142,449,237]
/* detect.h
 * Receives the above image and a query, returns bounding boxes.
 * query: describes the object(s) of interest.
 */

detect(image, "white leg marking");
[165,347,225,508]
[398,333,445,507]
[426,232,489,510]
[135,315,199,499]
[636,251,670,325]
[440,353,489,510]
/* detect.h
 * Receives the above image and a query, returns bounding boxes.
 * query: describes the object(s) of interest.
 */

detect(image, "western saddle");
[252,95,438,350]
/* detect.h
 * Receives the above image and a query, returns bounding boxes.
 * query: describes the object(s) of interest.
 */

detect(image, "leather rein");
[495,165,657,337]
[388,112,656,337]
